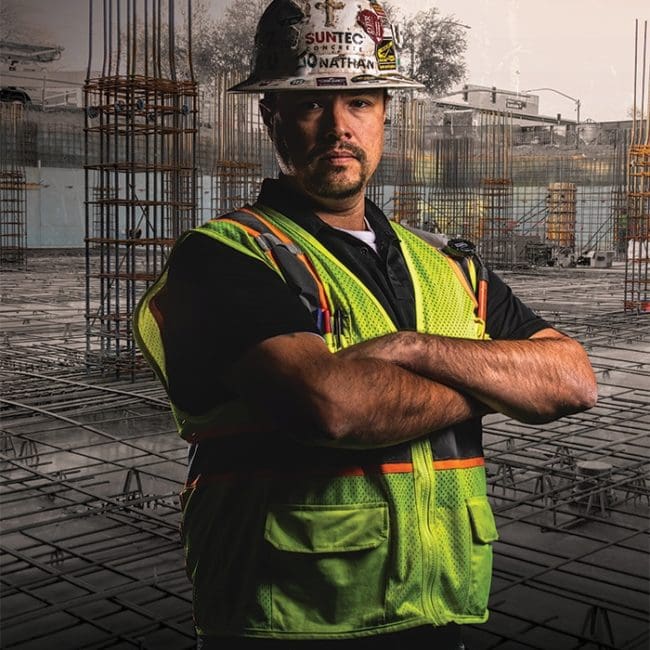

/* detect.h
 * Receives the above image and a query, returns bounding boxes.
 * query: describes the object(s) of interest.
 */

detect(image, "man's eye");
[299,101,322,111]
[351,99,371,108]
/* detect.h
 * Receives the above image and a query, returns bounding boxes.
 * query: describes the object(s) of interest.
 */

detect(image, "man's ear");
[383,92,391,124]
[259,99,274,135]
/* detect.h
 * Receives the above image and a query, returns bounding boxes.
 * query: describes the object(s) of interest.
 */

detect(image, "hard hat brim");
[227,74,425,93]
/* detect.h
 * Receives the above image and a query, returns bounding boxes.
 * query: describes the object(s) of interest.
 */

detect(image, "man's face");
[263,90,387,203]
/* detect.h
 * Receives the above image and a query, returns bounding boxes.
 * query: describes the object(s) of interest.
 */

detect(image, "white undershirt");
[333,218,378,253]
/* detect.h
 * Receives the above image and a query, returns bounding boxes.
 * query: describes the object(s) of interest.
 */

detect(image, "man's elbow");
[576,375,599,411]
[570,345,599,412]
[525,374,598,424]
[310,399,357,442]
[556,340,599,416]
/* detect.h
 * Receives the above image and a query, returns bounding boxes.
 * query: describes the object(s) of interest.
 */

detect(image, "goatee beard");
[305,170,366,200]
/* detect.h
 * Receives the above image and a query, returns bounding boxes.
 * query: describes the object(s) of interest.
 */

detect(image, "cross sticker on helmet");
[315,0,346,27]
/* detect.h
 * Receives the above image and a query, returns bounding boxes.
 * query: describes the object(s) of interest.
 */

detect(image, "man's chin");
[305,172,366,201]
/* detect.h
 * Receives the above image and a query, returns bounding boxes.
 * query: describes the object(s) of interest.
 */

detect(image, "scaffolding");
[366,102,629,271]
[0,103,27,267]
[477,112,514,266]
[84,0,198,376]
[625,20,650,313]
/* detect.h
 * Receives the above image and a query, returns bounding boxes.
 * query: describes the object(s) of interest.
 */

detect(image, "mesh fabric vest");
[134,204,498,639]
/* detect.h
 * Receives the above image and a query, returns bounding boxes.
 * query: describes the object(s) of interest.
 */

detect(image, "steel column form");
[0,103,27,267]
[203,71,272,220]
[625,20,650,313]
[84,0,198,376]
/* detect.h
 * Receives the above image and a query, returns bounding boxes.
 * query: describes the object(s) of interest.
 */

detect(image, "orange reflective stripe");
[149,294,165,328]
[433,457,485,471]
[217,218,260,237]
[183,460,485,489]
[477,279,488,323]
[337,463,415,477]
[239,207,294,243]
[217,217,277,265]
[243,206,332,322]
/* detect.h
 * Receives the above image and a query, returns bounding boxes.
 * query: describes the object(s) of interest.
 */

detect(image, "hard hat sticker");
[351,74,385,83]
[357,9,383,44]
[369,1,387,20]
[314,0,346,27]
[299,53,376,71]
[305,31,365,52]
[316,76,348,86]
[376,40,397,71]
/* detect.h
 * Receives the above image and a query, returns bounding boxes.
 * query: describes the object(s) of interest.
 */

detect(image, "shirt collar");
[256,177,399,245]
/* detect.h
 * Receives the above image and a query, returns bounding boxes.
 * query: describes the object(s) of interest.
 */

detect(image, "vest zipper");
[411,438,443,625]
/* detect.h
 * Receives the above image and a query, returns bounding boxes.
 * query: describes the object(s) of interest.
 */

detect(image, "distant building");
[433,84,576,128]
[462,84,540,117]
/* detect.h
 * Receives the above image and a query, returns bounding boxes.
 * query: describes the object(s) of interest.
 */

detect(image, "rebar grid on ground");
[1,256,648,649]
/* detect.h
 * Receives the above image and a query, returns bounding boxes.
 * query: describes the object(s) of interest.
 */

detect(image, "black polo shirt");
[158,178,549,415]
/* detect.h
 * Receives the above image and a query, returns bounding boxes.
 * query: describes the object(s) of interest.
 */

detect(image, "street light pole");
[524,87,581,147]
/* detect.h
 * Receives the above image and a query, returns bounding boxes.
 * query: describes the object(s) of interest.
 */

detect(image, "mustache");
[308,142,366,164]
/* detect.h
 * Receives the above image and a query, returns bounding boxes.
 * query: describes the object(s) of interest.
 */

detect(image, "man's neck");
[313,198,367,231]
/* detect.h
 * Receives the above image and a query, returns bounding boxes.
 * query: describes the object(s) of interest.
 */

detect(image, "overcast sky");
[9,0,650,122]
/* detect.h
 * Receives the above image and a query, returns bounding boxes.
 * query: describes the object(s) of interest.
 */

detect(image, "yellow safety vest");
[134,203,498,639]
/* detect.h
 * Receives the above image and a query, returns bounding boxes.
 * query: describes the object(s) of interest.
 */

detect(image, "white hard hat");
[228,0,424,93]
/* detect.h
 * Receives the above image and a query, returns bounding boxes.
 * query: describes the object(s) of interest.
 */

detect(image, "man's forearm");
[304,356,491,447]
[339,329,597,423]
[230,333,490,448]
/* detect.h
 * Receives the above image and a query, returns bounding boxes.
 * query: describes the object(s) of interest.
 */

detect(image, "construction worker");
[134,1,597,647]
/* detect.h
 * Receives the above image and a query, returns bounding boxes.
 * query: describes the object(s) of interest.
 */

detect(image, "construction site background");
[0,97,631,261]
[1,5,648,648]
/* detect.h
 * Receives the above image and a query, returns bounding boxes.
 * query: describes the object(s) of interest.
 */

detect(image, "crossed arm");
[228,328,597,447]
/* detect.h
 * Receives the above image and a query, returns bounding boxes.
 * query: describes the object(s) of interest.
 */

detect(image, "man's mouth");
[310,144,364,164]
[323,150,358,162]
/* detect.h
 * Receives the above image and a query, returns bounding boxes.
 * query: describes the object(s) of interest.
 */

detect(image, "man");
[134,1,597,647]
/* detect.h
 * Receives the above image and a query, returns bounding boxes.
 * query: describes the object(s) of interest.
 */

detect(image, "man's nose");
[322,100,351,140]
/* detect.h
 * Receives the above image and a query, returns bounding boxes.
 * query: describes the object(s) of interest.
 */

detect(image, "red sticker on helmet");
[357,10,384,44]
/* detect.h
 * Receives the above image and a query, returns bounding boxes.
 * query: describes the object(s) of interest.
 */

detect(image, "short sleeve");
[485,270,551,340]
[155,232,320,415]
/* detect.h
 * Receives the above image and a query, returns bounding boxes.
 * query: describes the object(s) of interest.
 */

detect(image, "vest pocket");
[465,496,499,615]
[264,502,389,632]
[434,495,498,620]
